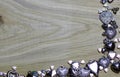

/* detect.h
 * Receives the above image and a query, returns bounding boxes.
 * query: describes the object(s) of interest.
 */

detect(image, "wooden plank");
[0,0,120,76]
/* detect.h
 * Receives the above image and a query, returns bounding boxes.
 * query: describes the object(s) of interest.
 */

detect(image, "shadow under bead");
[109,21,118,29]
[0,16,4,25]
[103,38,115,50]
[102,24,109,30]
[102,20,118,31]
[108,0,114,3]
[111,7,119,15]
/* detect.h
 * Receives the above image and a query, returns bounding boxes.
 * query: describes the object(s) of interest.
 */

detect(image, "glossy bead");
[108,0,114,3]
[104,27,117,39]
[111,62,120,73]
[100,0,107,4]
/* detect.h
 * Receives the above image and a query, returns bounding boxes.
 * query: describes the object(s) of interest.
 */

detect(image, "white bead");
[68,60,73,64]
[90,73,94,77]
[50,65,54,70]
[98,9,103,14]
[110,60,114,63]
[116,54,120,59]
[37,71,41,75]
[118,29,120,33]
[108,52,116,59]
[80,60,85,64]
[103,3,108,7]
[72,62,79,69]
[113,38,118,43]
[117,45,120,49]
[99,66,103,71]
[108,24,112,27]
[52,70,56,77]
[97,48,102,53]
[102,7,107,11]
[12,66,17,70]
[104,68,109,73]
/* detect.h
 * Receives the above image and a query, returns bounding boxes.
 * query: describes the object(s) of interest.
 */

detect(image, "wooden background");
[0,0,120,76]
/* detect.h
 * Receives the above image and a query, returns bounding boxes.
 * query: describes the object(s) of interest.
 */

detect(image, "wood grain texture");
[0,0,120,76]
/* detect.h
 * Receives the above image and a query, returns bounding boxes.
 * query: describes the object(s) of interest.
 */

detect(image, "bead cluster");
[98,0,120,74]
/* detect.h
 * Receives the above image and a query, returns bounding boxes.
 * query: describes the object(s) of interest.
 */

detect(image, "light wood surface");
[0,0,120,76]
